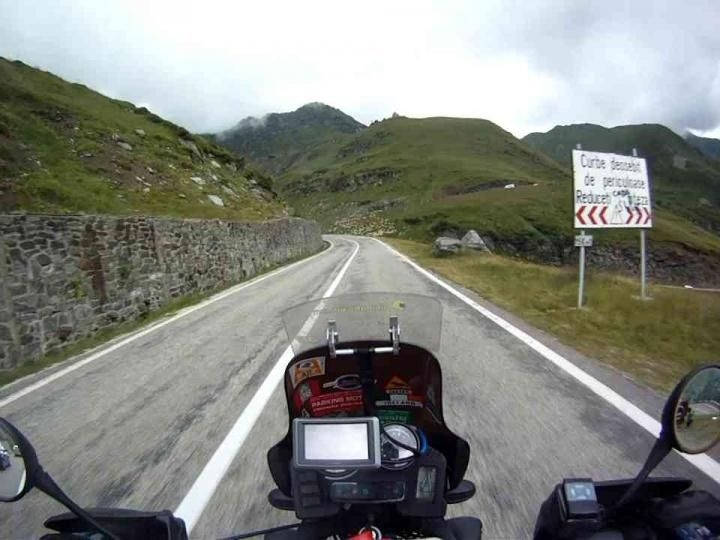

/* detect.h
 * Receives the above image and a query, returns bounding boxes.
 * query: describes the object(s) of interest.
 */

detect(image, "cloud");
[0,0,718,137]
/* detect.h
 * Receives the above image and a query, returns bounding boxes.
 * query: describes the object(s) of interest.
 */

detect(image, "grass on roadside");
[386,238,720,391]
[0,243,328,389]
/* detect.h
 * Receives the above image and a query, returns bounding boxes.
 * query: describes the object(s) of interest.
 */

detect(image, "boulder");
[461,230,491,253]
[116,141,133,151]
[433,236,462,257]
[207,195,224,207]
[191,176,206,186]
[179,138,202,159]
[135,128,146,137]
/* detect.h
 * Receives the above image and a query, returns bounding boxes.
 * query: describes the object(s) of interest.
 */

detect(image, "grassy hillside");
[267,115,720,264]
[281,116,568,242]
[214,102,365,175]
[686,132,720,160]
[0,58,284,220]
[523,124,720,235]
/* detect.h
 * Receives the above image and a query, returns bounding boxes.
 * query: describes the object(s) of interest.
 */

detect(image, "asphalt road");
[0,235,718,538]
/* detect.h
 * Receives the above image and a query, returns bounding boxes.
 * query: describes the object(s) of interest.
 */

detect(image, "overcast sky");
[2,0,719,138]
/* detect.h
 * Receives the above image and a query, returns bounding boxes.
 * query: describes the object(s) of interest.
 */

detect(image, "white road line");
[374,237,720,483]
[174,239,360,533]
[0,241,337,410]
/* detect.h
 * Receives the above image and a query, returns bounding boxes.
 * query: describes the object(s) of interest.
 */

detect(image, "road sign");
[572,150,652,229]
[574,234,593,247]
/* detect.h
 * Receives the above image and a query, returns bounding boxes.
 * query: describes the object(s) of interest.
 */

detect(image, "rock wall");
[0,215,323,369]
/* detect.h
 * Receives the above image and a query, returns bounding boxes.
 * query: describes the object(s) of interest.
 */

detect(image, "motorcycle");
[0,292,719,539]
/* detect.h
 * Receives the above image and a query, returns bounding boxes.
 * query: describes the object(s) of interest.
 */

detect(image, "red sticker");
[293,379,321,411]
[309,389,364,416]
[385,376,411,394]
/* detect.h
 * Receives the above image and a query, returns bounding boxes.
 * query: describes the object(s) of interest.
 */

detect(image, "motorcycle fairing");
[268,342,470,496]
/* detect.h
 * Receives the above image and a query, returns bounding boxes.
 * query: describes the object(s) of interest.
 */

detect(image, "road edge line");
[373,237,720,483]
[174,238,360,533]
[0,240,336,410]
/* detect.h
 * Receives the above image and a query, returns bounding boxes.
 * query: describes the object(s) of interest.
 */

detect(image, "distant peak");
[298,102,331,110]
[236,115,267,129]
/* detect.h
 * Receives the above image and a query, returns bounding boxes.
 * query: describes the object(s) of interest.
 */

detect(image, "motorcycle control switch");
[562,478,600,519]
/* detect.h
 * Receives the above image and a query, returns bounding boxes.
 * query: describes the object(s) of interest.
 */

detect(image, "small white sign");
[572,150,652,229]
[574,235,593,247]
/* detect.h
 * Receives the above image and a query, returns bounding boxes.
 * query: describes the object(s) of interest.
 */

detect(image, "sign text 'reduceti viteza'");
[572,149,652,228]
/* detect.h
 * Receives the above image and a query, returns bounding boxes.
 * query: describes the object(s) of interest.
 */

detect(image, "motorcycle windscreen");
[274,292,469,490]
[281,292,442,357]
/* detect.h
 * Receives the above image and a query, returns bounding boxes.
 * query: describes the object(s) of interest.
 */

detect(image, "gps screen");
[304,423,369,460]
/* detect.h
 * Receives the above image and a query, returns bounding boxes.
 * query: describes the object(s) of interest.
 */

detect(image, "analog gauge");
[381,424,418,464]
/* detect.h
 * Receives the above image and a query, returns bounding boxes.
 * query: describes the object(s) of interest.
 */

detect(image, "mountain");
[523,123,720,234]
[0,58,283,220]
[214,102,365,174]
[686,132,720,160]
[213,108,720,280]
[250,114,583,253]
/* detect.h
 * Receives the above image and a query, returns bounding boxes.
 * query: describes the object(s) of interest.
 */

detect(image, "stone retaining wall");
[0,215,323,369]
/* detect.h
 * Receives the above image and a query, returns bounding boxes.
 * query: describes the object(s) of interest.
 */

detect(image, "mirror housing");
[0,417,38,502]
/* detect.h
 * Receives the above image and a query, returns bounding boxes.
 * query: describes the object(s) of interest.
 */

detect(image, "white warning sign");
[572,150,652,229]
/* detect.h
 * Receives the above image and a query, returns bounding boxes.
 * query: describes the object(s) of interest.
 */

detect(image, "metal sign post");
[633,148,649,300]
[575,144,586,308]
[641,229,647,298]
[577,229,586,308]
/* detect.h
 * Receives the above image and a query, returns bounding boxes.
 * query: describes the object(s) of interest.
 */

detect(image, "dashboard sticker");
[309,389,364,416]
[378,374,424,408]
[289,357,325,388]
[377,409,412,425]
[323,373,362,391]
[293,379,320,410]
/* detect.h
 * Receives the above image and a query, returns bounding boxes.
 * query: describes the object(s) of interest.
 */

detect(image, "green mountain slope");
[523,123,720,234]
[212,107,720,276]
[283,117,718,257]
[278,115,591,252]
[0,58,283,220]
[214,102,365,175]
[686,132,720,160]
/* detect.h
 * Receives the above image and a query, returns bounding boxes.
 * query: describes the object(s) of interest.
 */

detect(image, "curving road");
[0,235,718,538]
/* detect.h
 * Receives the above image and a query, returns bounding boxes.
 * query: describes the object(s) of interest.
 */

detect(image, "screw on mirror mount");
[612,436,672,509]
[326,320,338,359]
[33,468,120,540]
[389,316,400,355]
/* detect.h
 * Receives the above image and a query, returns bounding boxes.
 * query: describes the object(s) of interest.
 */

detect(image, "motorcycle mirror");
[665,364,720,454]
[0,417,120,538]
[614,364,720,510]
[0,418,37,502]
